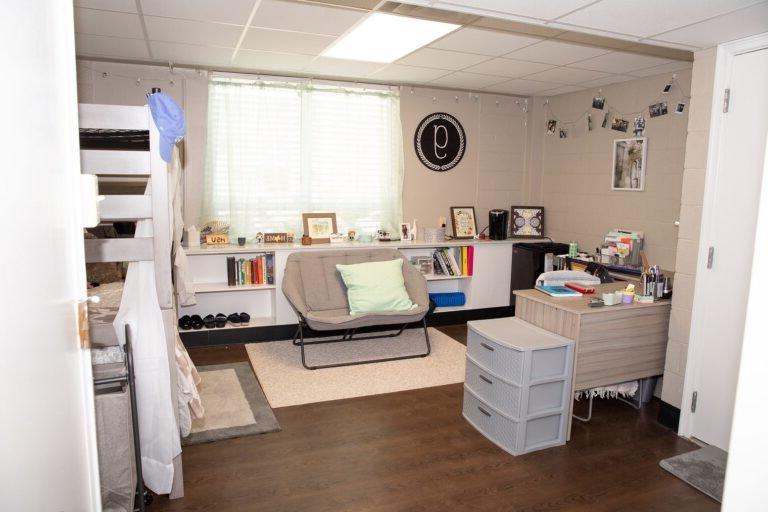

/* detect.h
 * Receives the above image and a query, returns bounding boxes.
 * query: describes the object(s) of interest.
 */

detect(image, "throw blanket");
[574,380,639,400]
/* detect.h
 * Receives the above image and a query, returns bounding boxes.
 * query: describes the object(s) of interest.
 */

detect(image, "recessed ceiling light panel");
[322,12,460,63]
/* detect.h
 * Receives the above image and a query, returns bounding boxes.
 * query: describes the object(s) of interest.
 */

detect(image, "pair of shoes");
[226,312,251,326]
[203,313,228,328]
[178,315,206,330]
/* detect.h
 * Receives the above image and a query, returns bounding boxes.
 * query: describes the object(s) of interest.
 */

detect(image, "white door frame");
[679,32,768,439]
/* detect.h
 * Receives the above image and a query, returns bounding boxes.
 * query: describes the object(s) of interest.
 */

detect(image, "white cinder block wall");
[661,48,717,408]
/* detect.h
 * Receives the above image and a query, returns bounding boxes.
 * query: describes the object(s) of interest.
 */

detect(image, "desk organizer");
[429,292,466,307]
[463,317,574,455]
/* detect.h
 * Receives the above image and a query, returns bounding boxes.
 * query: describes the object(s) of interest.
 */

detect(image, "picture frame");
[399,222,412,241]
[612,137,647,191]
[302,212,337,243]
[450,206,477,239]
[511,206,545,238]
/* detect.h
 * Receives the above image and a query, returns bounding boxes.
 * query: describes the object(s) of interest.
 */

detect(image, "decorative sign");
[511,206,545,238]
[205,233,229,245]
[264,232,289,243]
[414,112,466,172]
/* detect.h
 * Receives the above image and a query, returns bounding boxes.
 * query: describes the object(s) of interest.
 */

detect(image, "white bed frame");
[79,103,184,499]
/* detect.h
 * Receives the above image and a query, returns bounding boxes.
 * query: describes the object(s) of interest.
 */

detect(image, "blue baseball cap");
[148,91,186,162]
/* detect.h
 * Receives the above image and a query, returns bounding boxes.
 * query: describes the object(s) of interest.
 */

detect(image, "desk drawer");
[463,387,518,453]
[467,329,524,383]
[465,357,521,418]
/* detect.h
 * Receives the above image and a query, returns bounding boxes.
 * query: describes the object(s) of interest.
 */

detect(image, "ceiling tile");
[556,0,762,39]
[483,78,564,95]
[430,27,542,56]
[505,40,611,65]
[649,2,768,49]
[628,60,693,78]
[150,41,235,67]
[574,51,673,73]
[304,57,385,79]
[463,58,553,78]
[579,74,637,87]
[435,0,597,20]
[368,64,451,83]
[524,66,612,84]
[540,85,586,96]
[233,50,314,73]
[398,48,489,70]
[74,0,137,13]
[429,71,508,89]
[75,34,150,60]
[140,0,256,25]
[251,0,366,36]
[241,28,334,55]
[144,16,242,47]
[74,8,144,39]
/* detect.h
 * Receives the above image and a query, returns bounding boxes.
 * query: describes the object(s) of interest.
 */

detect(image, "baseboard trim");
[180,306,514,347]
[657,401,681,432]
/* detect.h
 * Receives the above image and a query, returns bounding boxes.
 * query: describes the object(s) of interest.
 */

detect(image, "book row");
[226,254,275,286]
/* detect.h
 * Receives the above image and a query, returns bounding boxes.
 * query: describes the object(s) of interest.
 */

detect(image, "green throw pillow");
[336,259,416,315]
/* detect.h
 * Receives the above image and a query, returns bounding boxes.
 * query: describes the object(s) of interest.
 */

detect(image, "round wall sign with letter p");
[414,112,466,172]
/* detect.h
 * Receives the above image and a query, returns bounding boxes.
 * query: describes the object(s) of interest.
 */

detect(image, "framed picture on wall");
[302,212,337,243]
[612,137,647,191]
[450,206,477,239]
[511,206,545,238]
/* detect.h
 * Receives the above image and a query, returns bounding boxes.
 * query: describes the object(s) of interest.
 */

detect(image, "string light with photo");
[543,73,691,138]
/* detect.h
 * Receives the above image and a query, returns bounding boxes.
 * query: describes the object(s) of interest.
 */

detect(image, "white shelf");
[178,315,276,333]
[193,282,276,293]
[425,274,472,281]
[434,305,466,312]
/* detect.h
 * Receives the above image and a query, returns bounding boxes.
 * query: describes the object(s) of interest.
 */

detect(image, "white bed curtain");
[201,78,404,237]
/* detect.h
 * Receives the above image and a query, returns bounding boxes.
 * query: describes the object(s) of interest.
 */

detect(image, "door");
[687,47,768,450]
[0,2,101,511]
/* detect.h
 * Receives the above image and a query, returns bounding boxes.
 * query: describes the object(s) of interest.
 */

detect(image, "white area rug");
[246,327,466,408]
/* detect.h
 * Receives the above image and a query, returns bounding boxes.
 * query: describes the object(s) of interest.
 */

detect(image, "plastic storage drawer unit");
[463,317,574,456]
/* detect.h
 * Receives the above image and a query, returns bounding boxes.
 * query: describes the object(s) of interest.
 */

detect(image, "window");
[202,77,404,238]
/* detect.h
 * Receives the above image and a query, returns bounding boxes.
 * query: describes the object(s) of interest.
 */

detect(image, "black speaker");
[489,209,509,240]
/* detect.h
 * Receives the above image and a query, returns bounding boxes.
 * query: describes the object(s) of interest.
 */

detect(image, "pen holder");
[622,292,635,304]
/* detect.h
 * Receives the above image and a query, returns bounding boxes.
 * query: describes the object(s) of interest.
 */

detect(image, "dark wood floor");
[154,325,717,512]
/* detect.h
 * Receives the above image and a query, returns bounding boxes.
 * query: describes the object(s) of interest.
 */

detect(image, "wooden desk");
[514,283,670,438]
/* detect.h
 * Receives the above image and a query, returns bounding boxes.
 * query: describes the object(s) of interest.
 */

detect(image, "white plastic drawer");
[465,357,521,418]
[467,328,524,383]
[463,387,518,453]
[523,413,564,451]
[530,346,568,381]
[527,380,566,416]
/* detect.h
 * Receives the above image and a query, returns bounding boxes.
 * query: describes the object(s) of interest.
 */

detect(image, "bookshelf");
[180,239,518,332]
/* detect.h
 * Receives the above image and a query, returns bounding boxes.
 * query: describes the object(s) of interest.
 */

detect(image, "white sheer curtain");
[202,78,403,237]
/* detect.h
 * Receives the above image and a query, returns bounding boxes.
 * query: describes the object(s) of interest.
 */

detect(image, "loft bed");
[80,101,198,504]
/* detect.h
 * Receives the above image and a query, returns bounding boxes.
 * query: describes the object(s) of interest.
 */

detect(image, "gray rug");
[660,445,727,502]
[182,362,280,445]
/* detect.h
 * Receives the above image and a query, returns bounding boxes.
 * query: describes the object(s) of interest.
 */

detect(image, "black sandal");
[227,313,241,326]
[178,315,192,330]
[190,315,204,330]
[215,313,227,328]
[203,314,215,329]
[239,312,250,325]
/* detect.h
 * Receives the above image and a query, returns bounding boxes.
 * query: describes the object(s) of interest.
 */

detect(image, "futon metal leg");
[298,317,431,370]
[573,394,594,423]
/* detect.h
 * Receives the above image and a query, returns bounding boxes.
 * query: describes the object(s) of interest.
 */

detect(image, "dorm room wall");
[76,61,531,235]
[532,69,693,271]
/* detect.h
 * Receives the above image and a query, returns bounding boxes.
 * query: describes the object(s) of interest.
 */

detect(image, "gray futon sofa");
[282,248,432,369]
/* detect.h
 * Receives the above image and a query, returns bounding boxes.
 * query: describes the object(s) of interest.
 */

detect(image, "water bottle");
[568,241,578,258]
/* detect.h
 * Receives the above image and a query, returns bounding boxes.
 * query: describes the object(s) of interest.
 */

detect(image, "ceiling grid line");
[134,0,154,59]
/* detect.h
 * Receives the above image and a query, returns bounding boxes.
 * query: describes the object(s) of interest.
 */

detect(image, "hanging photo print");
[559,127,568,139]
[611,117,629,132]
[546,119,557,135]
[662,83,672,94]
[602,111,610,128]
[633,114,646,136]
[592,95,605,110]
[649,102,668,118]
[587,113,593,131]
[675,102,686,114]
[612,137,647,191]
